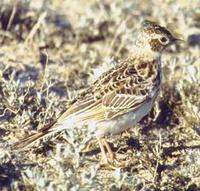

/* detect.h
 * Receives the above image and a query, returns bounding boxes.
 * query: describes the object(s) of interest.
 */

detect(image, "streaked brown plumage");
[13,20,180,164]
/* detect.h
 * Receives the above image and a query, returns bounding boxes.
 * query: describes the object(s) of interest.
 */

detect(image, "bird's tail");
[12,121,58,150]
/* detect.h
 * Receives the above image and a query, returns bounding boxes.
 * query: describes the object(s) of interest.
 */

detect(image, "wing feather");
[60,58,158,122]
[102,91,148,119]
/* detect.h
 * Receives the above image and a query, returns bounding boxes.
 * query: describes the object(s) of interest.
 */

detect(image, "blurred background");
[0,0,199,190]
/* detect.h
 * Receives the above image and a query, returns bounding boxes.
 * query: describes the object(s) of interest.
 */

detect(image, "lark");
[13,20,180,164]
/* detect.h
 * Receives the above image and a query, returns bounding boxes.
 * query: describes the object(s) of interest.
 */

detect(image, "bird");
[13,20,180,164]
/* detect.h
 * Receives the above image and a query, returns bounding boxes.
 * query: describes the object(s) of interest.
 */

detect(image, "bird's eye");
[160,37,168,44]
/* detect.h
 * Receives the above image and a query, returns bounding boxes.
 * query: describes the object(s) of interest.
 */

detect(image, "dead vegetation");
[0,0,200,190]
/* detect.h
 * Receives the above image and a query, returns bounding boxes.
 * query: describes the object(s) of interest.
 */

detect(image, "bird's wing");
[59,58,159,122]
[102,85,151,119]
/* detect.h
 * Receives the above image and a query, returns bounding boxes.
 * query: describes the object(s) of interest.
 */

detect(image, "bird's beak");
[173,38,184,43]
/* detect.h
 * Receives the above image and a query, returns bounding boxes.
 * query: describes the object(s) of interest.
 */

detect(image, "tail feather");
[12,108,81,150]
[12,121,58,150]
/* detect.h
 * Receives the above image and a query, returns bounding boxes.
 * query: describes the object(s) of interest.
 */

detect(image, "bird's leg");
[153,101,160,121]
[97,138,129,167]
[102,138,114,162]
[97,138,108,163]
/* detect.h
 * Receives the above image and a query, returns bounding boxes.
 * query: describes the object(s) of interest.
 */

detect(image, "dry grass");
[0,0,200,190]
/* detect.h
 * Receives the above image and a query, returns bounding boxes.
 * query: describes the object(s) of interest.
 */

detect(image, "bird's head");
[135,20,181,55]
